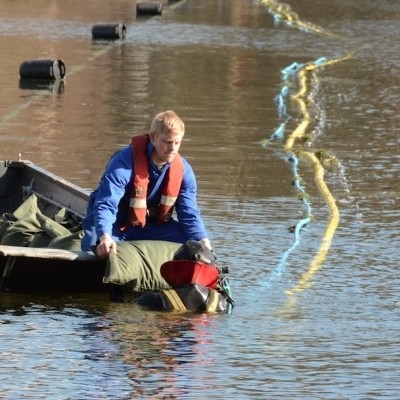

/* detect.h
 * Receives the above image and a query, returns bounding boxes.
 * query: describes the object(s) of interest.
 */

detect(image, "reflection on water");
[1,0,400,398]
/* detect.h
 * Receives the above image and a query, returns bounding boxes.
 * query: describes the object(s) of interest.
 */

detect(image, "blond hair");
[150,110,185,136]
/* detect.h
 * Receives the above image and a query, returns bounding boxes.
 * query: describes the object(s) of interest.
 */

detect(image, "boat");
[0,159,106,292]
[0,159,234,313]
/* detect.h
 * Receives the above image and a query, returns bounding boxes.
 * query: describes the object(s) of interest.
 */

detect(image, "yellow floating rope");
[257,0,354,309]
[284,116,310,151]
[284,54,352,152]
[284,151,340,309]
[275,55,350,308]
[259,0,345,39]
[291,68,308,99]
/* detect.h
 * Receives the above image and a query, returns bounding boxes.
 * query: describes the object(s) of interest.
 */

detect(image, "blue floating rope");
[288,153,312,216]
[275,85,289,118]
[260,215,310,290]
[273,14,282,26]
[281,62,304,81]
[258,59,316,290]
[269,121,287,141]
[314,56,328,66]
[258,152,312,290]
[259,53,350,294]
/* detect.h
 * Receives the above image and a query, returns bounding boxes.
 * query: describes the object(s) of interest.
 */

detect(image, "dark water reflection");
[1,0,400,398]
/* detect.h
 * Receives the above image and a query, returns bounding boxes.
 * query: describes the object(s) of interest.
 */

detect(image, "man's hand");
[96,233,117,259]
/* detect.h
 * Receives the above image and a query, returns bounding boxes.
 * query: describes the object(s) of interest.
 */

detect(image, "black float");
[136,2,163,16]
[92,23,126,40]
[19,59,66,80]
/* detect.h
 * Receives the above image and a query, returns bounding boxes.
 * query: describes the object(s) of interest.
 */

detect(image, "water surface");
[0,0,399,398]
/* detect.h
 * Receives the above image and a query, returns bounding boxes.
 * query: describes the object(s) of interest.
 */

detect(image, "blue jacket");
[81,141,208,250]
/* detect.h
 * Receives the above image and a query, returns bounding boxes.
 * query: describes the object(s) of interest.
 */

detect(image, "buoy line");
[258,0,352,303]
[266,55,351,305]
[258,0,346,39]
[283,56,351,307]
[0,0,189,132]
[283,150,340,308]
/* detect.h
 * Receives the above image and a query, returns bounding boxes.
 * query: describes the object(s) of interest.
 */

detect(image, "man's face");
[150,129,184,164]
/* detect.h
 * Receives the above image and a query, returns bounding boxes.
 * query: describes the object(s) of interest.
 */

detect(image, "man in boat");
[81,110,211,259]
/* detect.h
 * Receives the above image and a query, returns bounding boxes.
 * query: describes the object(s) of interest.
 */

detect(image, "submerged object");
[136,2,163,16]
[137,283,230,313]
[91,23,126,40]
[136,241,235,313]
[19,59,66,80]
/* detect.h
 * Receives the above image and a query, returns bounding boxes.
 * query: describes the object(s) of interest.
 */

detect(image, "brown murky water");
[0,0,399,398]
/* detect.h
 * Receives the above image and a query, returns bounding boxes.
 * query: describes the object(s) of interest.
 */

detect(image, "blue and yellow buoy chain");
[284,54,352,151]
[256,0,354,307]
[260,153,311,290]
[283,150,340,309]
[261,53,351,301]
[268,54,350,222]
[258,0,346,39]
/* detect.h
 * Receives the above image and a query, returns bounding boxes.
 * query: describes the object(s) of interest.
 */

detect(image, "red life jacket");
[126,133,184,227]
